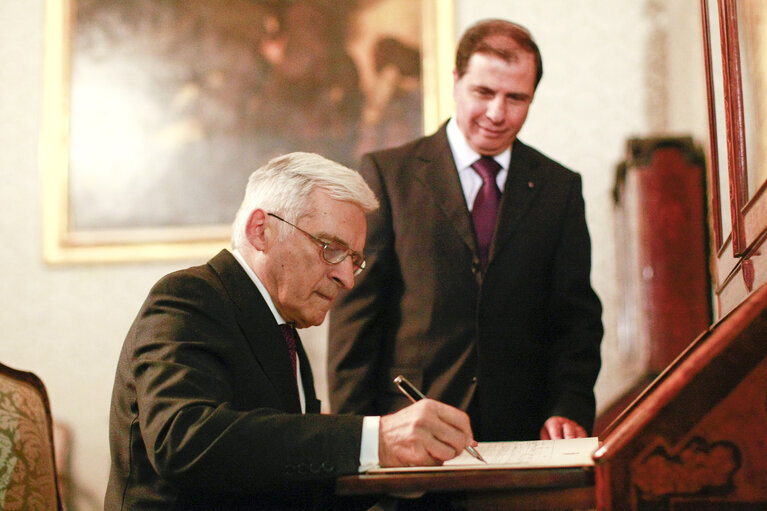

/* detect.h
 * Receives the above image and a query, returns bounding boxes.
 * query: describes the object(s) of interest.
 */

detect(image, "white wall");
[1,0,706,507]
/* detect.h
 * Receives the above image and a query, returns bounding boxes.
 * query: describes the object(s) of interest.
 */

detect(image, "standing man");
[329,19,603,442]
[105,152,476,510]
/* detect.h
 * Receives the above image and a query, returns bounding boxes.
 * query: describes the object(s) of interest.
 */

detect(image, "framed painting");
[701,0,729,254]
[702,0,767,313]
[41,0,455,263]
[734,0,767,251]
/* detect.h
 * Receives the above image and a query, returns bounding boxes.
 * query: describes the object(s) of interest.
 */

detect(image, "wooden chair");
[0,362,62,510]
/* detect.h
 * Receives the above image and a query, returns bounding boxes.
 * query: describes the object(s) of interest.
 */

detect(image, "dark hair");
[455,19,543,88]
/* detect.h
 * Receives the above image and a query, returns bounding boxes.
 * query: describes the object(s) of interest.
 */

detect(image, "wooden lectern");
[594,281,767,509]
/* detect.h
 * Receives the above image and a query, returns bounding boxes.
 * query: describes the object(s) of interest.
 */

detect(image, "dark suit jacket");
[106,250,366,510]
[329,124,603,441]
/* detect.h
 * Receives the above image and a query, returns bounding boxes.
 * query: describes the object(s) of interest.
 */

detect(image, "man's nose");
[329,257,356,289]
[485,96,506,123]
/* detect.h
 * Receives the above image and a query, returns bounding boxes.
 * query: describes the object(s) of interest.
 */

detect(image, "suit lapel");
[208,250,302,413]
[492,140,546,262]
[410,129,547,263]
[411,125,478,253]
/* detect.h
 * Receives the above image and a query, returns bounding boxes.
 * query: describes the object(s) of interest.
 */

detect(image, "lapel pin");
[528,181,534,188]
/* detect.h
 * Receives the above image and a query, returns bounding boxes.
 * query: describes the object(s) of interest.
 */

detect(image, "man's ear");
[245,209,269,251]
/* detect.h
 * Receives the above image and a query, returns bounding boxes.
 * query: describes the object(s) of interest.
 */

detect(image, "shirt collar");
[232,248,286,325]
[446,117,511,171]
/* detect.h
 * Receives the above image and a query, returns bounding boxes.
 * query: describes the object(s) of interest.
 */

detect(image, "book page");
[367,437,598,473]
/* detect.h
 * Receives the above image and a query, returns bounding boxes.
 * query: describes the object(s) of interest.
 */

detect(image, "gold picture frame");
[41,0,455,263]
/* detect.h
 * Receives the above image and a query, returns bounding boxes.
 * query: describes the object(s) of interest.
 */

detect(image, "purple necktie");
[280,324,298,376]
[471,155,502,268]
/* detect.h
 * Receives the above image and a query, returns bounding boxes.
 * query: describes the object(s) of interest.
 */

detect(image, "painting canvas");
[42,0,454,262]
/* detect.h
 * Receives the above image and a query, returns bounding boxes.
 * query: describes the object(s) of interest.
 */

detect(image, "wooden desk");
[336,467,595,510]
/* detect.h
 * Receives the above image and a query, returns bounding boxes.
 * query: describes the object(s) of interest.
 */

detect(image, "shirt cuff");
[358,416,380,472]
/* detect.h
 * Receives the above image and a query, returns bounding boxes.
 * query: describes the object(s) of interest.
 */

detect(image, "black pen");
[393,375,487,463]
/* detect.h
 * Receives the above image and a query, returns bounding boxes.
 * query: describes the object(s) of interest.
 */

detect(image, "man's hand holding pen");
[378,399,478,467]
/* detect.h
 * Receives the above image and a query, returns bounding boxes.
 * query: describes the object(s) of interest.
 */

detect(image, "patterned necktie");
[471,155,502,268]
[279,324,298,376]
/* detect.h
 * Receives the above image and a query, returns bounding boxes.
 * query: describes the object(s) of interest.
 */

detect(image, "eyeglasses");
[267,213,367,276]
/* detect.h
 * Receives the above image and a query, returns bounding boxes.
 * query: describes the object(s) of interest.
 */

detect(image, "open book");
[366,437,599,473]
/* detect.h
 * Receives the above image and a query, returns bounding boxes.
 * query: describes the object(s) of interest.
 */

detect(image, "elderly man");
[105,152,475,510]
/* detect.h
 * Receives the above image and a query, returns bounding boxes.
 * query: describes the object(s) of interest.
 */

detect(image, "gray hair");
[231,152,379,249]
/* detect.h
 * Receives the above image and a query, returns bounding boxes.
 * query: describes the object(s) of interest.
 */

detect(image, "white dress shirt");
[446,117,511,209]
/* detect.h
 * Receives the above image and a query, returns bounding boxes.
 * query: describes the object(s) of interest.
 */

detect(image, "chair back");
[0,362,62,510]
